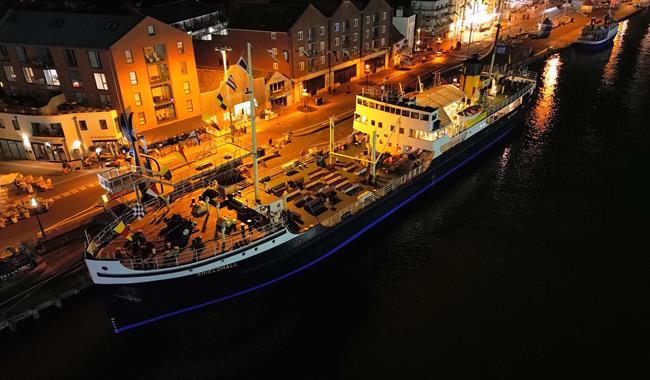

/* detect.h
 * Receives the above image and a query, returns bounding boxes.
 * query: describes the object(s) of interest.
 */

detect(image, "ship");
[84,48,536,332]
[575,13,619,51]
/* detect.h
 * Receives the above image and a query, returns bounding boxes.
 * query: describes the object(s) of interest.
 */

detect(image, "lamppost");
[302,87,309,111]
[215,46,233,132]
[365,64,370,84]
[437,36,442,52]
[31,197,46,239]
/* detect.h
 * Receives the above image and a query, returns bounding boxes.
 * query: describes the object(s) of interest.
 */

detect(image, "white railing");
[320,161,430,227]
[103,222,286,272]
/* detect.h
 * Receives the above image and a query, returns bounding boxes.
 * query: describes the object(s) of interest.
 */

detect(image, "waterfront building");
[411,0,454,39]
[139,0,227,40]
[0,9,202,159]
[196,0,393,111]
[393,7,417,50]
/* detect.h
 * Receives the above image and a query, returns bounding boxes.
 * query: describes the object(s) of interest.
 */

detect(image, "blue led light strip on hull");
[115,126,516,333]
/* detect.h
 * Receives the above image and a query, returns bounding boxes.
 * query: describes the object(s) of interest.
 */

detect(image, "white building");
[393,7,417,49]
[0,94,121,162]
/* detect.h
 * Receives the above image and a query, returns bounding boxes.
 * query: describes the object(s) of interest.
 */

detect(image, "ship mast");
[488,0,503,77]
[247,42,260,204]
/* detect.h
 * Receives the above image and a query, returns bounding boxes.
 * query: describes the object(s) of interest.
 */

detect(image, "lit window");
[271,32,277,40]
[320,26,325,35]
[273,62,279,70]
[186,99,193,112]
[381,37,385,46]
[366,16,370,24]
[353,18,358,27]
[272,47,278,56]
[297,31,303,41]
[335,37,339,47]
[335,23,339,32]
[320,55,325,64]
[320,41,325,51]
[70,71,83,88]
[129,71,138,85]
[177,41,184,54]
[147,25,155,36]
[354,33,358,41]
[299,61,305,71]
[94,73,108,90]
[183,81,190,94]
[383,11,387,20]
[2,66,16,82]
[134,92,142,106]
[124,49,133,64]
[44,69,60,86]
[382,25,386,34]
[138,112,146,125]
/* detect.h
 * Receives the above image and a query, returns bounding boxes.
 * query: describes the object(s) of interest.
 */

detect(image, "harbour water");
[2,9,649,379]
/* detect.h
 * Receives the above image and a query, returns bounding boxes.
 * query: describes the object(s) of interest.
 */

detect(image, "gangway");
[97,165,172,195]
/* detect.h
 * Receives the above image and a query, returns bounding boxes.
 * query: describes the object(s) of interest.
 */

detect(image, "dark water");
[3,11,650,380]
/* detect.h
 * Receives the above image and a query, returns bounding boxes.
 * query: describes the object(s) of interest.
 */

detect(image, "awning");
[139,115,205,144]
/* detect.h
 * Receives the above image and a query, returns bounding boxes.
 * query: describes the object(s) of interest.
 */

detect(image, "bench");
[341,182,360,195]
[308,168,326,180]
[331,178,349,189]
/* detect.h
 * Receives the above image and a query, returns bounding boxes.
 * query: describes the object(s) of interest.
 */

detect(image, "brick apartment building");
[0,9,202,161]
[197,0,393,109]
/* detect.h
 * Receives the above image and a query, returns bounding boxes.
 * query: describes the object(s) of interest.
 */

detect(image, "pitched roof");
[140,0,219,25]
[227,2,310,32]
[0,9,144,49]
[389,23,405,44]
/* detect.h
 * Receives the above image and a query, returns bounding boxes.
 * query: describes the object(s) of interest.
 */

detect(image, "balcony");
[144,44,167,64]
[148,63,171,85]
[155,103,176,123]
[31,123,64,138]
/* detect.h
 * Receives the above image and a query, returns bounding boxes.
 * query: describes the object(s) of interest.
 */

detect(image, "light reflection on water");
[529,54,561,136]
[602,20,629,87]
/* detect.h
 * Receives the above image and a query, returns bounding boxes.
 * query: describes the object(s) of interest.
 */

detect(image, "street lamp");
[302,87,309,111]
[365,64,370,84]
[31,197,46,239]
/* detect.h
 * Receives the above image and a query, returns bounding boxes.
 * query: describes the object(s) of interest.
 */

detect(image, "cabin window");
[371,120,375,126]
[390,125,395,131]
[411,112,419,119]
[399,127,404,134]
[378,104,384,111]
[402,110,410,117]
[421,114,429,121]
[409,129,415,137]
[362,100,368,106]
[357,98,362,104]
[378,122,383,128]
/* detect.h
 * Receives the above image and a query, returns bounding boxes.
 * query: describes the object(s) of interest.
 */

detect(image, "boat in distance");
[84,56,536,331]
[575,14,619,52]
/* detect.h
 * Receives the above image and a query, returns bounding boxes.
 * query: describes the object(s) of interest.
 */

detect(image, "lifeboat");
[457,104,483,123]
[382,154,408,169]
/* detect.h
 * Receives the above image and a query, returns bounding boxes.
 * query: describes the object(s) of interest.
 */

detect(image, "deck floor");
[99,144,429,269]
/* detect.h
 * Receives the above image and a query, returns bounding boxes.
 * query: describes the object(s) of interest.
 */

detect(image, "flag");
[237,56,248,71]
[145,184,160,198]
[114,220,127,234]
[226,74,237,91]
[216,93,228,110]
[177,144,189,167]
[188,129,200,145]
[160,166,172,181]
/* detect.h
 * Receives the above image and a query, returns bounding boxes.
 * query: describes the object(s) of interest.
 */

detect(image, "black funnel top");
[462,54,483,76]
